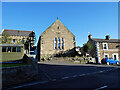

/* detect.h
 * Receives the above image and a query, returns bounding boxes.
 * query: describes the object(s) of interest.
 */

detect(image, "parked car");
[101,58,120,65]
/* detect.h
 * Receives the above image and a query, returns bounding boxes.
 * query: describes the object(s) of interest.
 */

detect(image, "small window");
[114,55,117,60]
[104,54,109,58]
[105,55,108,58]
[2,47,6,52]
[112,53,118,60]
[13,39,15,43]
[12,47,16,52]
[57,26,59,29]
[103,43,108,50]
[17,47,21,52]
[7,47,11,52]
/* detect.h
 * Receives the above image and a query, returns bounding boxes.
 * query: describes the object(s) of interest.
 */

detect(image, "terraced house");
[37,18,76,60]
[1,29,35,54]
[88,34,120,63]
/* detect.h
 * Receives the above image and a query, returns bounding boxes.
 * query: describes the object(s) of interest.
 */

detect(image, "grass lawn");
[1,63,31,68]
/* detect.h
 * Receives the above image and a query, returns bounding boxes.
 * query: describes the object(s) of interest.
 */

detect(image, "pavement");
[5,62,120,89]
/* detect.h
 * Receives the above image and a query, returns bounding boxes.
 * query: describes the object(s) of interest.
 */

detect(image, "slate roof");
[92,38,120,43]
[2,29,33,36]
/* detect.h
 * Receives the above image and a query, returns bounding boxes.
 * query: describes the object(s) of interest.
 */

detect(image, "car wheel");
[107,62,110,65]
[116,62,119,65]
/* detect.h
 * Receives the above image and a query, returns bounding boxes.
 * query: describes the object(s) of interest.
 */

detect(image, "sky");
[2,2,118,47]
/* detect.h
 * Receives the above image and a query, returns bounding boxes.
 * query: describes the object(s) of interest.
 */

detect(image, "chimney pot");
[88,34,92,40]
[106,35,110,40]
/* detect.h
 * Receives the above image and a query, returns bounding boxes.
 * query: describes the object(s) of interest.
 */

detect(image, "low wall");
[42,57,89,64]
[2,62,38,88]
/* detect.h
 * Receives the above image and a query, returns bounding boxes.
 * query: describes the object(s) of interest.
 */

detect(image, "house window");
[12,47,16,52]
[54,38,57,49]
[112,53,118,60]
[13,39,15,43]
[103,43,108,50]
[104,53,109,58]
[57,26,59,29]
[2,47,6,52]
[54,37,64,50]
[61,38,64,50]
[17,47,21,52]
[7,47,11,52]
[58,37,60,50]
[114,55,117,60]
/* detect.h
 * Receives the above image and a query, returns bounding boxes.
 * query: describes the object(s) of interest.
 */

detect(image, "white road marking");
[79,74,86,76]
[62,77,69,79]
[8,81,49,89]
[95,85,108,90]
[100,71,103,73]
[8,67,114,89]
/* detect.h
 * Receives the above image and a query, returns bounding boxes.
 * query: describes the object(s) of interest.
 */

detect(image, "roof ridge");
[92,38,119,40]
[4,29,32,32]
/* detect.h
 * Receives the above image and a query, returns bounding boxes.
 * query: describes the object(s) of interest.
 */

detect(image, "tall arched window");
[54,38,57,49]
[61,38,64,50]
[58,37,60,50]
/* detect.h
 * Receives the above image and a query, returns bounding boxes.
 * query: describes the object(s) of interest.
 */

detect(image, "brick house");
[1,29,35,54]
[37,18,76,60]
[88,34,120,63]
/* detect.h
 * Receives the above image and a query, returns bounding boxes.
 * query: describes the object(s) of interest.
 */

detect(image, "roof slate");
[92,38,120,43]
[2,29,33,36]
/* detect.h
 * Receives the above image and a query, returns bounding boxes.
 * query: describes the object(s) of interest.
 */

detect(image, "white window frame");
[103,43,108,50]
[104,53,109,58]
[112,53,118,60]
[13,39,15,43]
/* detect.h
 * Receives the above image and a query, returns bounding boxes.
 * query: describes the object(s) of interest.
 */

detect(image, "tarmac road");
[7,63,120,89]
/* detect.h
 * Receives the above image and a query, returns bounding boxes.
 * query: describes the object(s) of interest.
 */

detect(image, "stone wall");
[38,19,75,60]
[41,57,89,64]
[2,62,38,88]
[99,42,119,49]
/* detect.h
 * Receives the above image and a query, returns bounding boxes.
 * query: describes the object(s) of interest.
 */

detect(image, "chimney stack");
[106,35,110,40]
[88,34,92,40]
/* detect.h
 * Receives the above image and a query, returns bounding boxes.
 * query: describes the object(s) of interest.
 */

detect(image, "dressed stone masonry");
[88,34,120,63]
[37,18,76,60]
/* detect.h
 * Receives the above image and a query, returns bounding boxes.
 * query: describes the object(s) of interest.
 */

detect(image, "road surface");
[6,63,120,89]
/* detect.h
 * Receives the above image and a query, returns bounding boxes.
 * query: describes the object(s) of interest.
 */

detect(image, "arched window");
[54,38,57,49]
[57,26,59,29]
[54,37,64,50]
[58,37,60,50]
[61,38,64,50]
